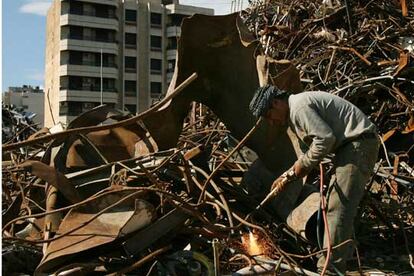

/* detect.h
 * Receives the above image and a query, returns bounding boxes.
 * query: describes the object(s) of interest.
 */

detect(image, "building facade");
[3,85,45,127]
[44,0,213,127]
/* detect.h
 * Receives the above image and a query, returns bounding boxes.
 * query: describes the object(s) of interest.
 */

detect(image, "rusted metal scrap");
[2,2,414,275]
[3,103,412,275]
[2,106,40,145]
[1,100,309,275]
[240,0,414,135]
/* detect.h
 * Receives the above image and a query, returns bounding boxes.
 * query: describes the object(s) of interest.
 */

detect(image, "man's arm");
[293,105,336,175]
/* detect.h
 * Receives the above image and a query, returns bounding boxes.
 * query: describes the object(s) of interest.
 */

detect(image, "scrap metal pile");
[240,0,414,134]
[2,106,40,145]
[240,0,414,272]
[2,1,414,275]
[2,103,315,275]
[2,104,413,275]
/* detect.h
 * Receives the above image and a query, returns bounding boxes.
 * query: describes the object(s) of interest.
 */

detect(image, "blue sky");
[2,0,51,92]
[2,0,247,92]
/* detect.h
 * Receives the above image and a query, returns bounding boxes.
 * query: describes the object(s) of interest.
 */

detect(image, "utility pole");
[100,48,103,105]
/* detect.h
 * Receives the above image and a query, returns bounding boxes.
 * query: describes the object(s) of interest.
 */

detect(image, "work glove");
[270,168,297,193]
[270,176,284,192]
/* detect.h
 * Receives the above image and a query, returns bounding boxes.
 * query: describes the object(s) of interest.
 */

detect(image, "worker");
[249,85,380,274]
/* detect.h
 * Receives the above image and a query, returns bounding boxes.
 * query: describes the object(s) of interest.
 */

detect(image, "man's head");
[249,85,290,127]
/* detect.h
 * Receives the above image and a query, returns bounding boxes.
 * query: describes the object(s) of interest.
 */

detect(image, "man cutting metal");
[249,85,380,274]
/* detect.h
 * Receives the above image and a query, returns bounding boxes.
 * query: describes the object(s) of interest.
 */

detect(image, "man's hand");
[293,160,307,178]
[271,175,286,192]
[270,168,296,195]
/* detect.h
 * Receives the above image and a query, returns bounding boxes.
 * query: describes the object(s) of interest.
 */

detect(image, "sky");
[1,0,248,92]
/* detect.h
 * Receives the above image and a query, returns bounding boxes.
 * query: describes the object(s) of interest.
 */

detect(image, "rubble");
[241,0,414,132]
[2,1,414,275]
[2,106,40,146]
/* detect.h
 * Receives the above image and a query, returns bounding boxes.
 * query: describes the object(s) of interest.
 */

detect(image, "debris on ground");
[2,106,41,145]
[2,1,413,275]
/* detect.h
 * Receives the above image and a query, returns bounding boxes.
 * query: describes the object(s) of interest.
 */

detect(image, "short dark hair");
[249,85,289,118]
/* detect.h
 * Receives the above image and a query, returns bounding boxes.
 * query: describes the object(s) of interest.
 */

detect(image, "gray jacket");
[288,91,377,171]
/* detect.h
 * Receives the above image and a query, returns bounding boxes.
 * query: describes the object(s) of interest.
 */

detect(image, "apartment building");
[44,0,213,127]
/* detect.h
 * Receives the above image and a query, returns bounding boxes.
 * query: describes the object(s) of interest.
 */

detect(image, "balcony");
[150,69,162,75]
[66,9,117,19]
[167,72,174,82]
[58,115,77,125]
[66,60,117,68]
[60,64,118,78]
[62,0,118,7]
[60,14,118,31]
[150,47,162,52]
[60,39,118,54]
[125,67,136,73]
[167,49,177,59]
[59,90,118,105]
[66,34,116,43]
[166,26,180,38]
[61,85,117,92]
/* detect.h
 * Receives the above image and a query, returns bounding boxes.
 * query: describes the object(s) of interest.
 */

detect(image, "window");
[65,76,82,90]
[59,102,99,116]
[95,5,115,18]
[69,26,83,40]
[125,33,137,47]
[96,29,115,42]
[103,54,116,67]
[69,102,82,116]
[82,77,96,91]
[150,13,162,27]
[83,52,95,66]
[107,8,115,19]
[103,79,116,92]
[68,51,83,65]
[150,35,162,50]
[125,9,137,22]
[95,5,107,18]
[83,3,94,16]
[150,82,162,95]
[125,56,136,72]
[59,102,68,115]
[125,104,136,114]
[83,27,93,40]
[59,102,82,116]
[167,37,177,50]
[150,59,162,74]
[82,102,95,112]
[125,80,137,96]
[66,51,114,67]
[65,76,115,92]
[107,31,115,43]
[168,14,186,27]
[167,59,176,73]
[69,1,83,15]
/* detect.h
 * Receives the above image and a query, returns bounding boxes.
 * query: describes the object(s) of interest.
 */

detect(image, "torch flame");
[242,231,263,256]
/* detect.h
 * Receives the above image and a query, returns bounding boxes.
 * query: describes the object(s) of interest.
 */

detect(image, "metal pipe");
[100,48,103,105]
[212,238,220,276]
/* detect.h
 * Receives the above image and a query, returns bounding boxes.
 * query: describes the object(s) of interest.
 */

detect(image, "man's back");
[288,91,377,150]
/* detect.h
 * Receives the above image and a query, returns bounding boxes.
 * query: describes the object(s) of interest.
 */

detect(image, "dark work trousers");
[317,135,380,273]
